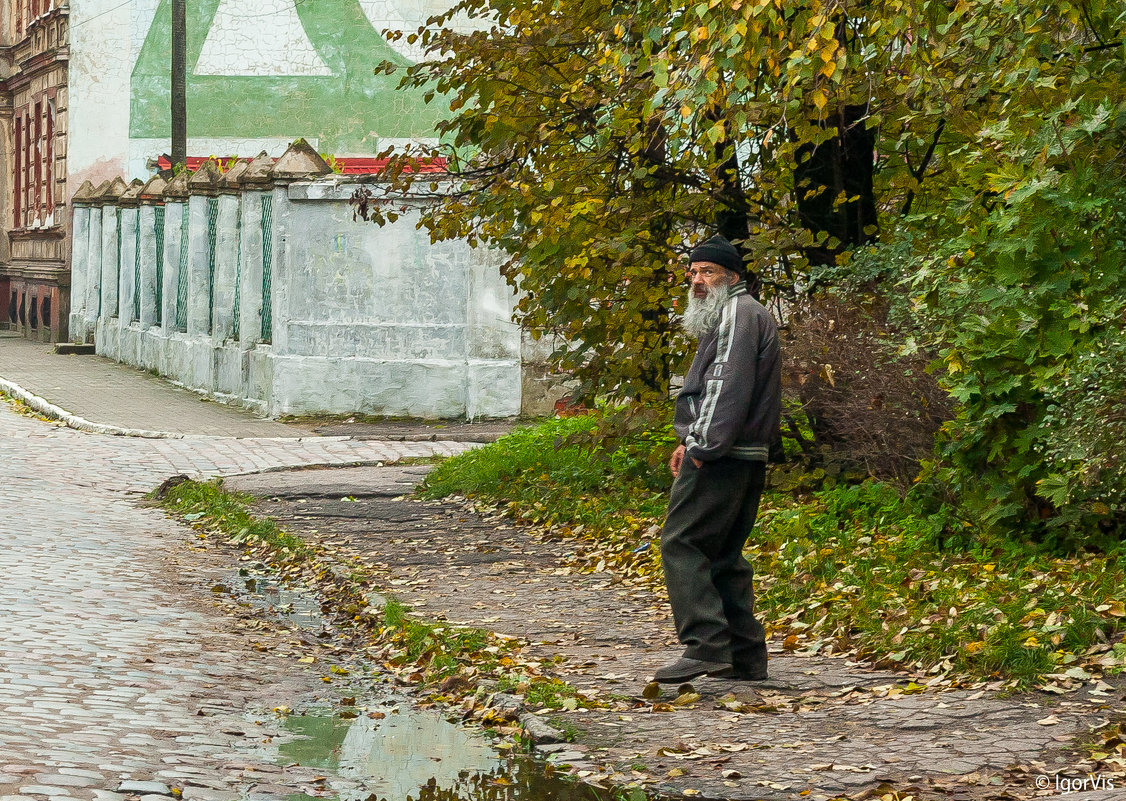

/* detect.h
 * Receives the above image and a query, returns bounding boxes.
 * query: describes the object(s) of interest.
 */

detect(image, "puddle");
[279,707,658,801]
[221,571,665,800]
[223,568,324,630]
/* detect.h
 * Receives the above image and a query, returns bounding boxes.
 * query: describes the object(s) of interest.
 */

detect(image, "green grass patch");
[157,479,312,559]
[380,598,494,679]
[421,409,1126,688]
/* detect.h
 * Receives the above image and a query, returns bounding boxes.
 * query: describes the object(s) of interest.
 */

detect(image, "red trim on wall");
[154,155,449,176]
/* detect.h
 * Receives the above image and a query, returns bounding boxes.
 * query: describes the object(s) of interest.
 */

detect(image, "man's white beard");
[682,283,728,339]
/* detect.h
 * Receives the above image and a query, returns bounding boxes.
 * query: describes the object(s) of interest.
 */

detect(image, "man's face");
[687,261,737,298]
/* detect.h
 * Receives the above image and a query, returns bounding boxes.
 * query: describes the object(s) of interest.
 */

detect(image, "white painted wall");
[272,182,521,417]
[67,0,133,190]
[75,176,523,419]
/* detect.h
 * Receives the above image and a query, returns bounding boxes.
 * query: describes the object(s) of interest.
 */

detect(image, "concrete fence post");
[68,181,96,341]
[161,200,183,334]
[264,139,332,354]
[118,180,144,325]
[212,192,240,342]
[84,196,103,329]
[187,161,221,337]
[138,175,167,329]
[237,152,276,347]
[96,178,126,322]
[186,193,210,337]
[236,191,264,348]
[118,206,138,323]
[215,160,249,344]
[162,170,191,332]
[99,204,118,319]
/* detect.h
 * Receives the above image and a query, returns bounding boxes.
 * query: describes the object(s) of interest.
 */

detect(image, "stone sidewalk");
[0,333,305,437]
[0,397,488,801]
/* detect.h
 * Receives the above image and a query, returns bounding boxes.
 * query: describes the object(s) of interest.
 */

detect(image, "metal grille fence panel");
[207,197,218,334]
[114,209,122,317]
[175,203,189,331]
[133,211,141,322]
[232,196,242,340]
[154,206,164,325]
[95,216,102,318]
[260,194,273,343]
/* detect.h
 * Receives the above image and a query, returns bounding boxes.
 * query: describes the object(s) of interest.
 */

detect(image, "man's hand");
[669,444,686,477]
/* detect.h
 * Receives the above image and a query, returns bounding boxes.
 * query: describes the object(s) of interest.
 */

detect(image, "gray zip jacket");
[674,281,781,462]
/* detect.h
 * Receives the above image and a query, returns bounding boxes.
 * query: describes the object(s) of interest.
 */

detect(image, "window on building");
[45,100,54,217]
[33,102,42,224]
[22,108,33,226]
[13,100,56,228]
[13,119,21,227]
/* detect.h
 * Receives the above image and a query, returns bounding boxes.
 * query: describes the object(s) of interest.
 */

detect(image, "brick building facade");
[0,0,69,342]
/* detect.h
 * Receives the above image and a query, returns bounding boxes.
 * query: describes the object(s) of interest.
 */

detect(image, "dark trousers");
[660,457,767,670]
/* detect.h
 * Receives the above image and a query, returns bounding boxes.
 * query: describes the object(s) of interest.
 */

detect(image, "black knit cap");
[688,234,744,277]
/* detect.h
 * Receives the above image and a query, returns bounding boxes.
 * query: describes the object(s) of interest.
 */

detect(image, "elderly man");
[654,234,782,684]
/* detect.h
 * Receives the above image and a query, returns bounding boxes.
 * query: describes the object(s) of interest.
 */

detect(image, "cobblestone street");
[0,401,477,801]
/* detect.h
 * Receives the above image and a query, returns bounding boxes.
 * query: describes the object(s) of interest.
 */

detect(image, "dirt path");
[227,465,1126,801]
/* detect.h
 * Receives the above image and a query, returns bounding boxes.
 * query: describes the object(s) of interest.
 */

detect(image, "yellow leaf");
[964,641,985,654]
[672,691,701,706]
[1108,601,1126,618]
[821,61,836,80]
[811,90,827,111]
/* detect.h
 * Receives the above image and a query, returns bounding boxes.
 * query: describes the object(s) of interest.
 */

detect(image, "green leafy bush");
[911,157,1126,538]
[1040,333,1126,536]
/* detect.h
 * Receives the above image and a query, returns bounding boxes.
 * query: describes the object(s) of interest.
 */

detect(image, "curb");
[0,377,185,438]
[0,376,504,445]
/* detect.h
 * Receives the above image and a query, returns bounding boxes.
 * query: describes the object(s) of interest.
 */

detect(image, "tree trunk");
[794,104,878,266]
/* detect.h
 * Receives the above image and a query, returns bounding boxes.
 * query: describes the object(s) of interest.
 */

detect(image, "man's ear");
[727,270,741,285]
